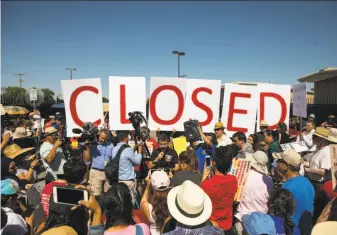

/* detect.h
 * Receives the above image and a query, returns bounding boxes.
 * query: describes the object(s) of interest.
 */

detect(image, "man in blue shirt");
[194,127,216,174]
[273,149,315,235]
[111,131,143,202]
[84,129,114,196]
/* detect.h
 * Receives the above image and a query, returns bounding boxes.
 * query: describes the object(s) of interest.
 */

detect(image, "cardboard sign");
[293,83,307,118]
[330,144,337,192]
[109,76,146,130]
[257,84,291,130]
[229,158,251,201]
[221,84,259,137]
[148,77,186,131]
[183,79,221,133]
[61,78,104,137]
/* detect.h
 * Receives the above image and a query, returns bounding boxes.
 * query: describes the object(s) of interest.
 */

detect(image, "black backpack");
[105,144,130,184]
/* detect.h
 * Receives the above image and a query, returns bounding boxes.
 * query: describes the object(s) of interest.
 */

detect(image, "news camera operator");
[40,127,67,184]
[83,129,114,196]
[148,134,179,172]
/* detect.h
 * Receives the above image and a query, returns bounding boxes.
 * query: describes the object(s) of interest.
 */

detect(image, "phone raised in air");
[53,186,89,206]
[205,155,211,168]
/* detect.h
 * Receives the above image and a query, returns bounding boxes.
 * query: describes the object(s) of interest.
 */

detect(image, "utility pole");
[14,73,25,88]
[66,68,77,80]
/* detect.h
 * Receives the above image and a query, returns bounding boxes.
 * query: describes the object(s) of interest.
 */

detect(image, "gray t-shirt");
[40,142,66,179]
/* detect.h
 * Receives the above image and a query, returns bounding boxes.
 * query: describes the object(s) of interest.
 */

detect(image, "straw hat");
[43,126,58,136]
[11,127,32,139]
[167,180,212,226]
[260,120,268,127]
[328,128,337,143]
[311,221,337,235]
[3,144,35,159]
[313,127,330,140]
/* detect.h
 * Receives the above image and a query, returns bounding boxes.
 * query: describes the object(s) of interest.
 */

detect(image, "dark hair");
[327,198,337,221]
[158,134,169,142]
[63,157,86,184]
[1,209,8,229]
[233,132,247,142]
[105,162,118,186]
[103,183,133,229]
[1,194,22,215]
[99,129,109,136]
[179,150,199,172]
[117,131,128,142]
[148,184,171,229]
[213,145,238,174]
[278,123,288,133]
[268,188,295,235]
[249,134,260,152]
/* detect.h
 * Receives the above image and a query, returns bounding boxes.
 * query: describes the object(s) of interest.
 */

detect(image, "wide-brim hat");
[167,180,212,226]
[11,127,32,139]
[3,144,35,159]
[260,120,268,127]
[43,126,58,137]
[246,151,269,175]
[313,127,330,140]
[328,128,337,143]
[273,149,303,167]
[311,221,337,235]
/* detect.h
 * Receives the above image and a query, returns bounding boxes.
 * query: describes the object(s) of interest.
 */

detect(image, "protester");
[111,131,143,202]
[149,134,179,171]
[200,145,238,233]
[256,120,269,143]
[140,171,171,235]
[29,108,42,134]
[214,122,232,147]
[40,126,66,184]
[195,127,217,174]
[273,149,315,235]
[81,183,150,235]
[247,134,260,152]
[171,150,201,186]
[243,188,300,235]
[234,151,273,235]
[233,131,254,158]
[84,129,114,196]
[1,207,28,235]
[277,122,290,144]
[145,134,159,156]
[165,180,223,234]
[298,119,316,149]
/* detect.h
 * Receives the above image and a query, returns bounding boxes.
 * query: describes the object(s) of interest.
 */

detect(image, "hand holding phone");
[53,186,89,206]
[205,155,211,168]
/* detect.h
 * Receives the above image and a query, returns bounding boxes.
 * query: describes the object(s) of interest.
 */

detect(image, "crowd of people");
[1,109,337,235]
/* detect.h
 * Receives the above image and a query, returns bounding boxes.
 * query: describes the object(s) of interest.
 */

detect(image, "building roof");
[298,67,337,83]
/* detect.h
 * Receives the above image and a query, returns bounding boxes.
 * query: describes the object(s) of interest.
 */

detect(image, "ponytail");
[284,211,295,235]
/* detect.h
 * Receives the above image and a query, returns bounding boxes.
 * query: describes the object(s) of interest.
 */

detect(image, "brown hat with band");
[4,144,35,159]
[313,127,330,140]
[272,149,303,167]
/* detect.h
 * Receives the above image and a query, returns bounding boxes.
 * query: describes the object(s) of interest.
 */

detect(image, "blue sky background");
[2,1,337,98]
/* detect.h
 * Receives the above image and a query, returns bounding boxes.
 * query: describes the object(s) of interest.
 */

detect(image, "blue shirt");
[111,142,142,181]
[194,144,216,174]
[269,215,301,235]
[282,176,315,226]
[90,141,114,170]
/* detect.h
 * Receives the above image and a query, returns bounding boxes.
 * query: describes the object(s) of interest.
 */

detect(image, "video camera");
[72,122,99,144]
[184,119,201,142]
[128,111,150,142]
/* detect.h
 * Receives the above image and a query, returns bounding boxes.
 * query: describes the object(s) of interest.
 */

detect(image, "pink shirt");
[104,224,150,235]
[235,170,273,221]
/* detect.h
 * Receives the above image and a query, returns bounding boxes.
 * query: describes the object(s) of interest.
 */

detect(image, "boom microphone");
[72,128,83,134]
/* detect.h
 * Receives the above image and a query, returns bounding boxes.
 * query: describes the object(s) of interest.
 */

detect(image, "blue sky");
[2,1,337,98]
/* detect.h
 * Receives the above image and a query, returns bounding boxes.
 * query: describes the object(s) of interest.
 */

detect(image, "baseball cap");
[214,122,225,130]
[242,212,276,235]
[151,171,171,191]
[272,149,303,167]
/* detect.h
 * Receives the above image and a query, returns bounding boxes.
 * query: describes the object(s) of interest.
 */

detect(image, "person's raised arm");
[198,126,212,147]
[140,177,151,221]
[127,143,143,165]
[83,143,91,162]
[43,140,62,163]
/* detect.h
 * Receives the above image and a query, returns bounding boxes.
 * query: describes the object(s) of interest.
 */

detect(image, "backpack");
[105,144,130,183]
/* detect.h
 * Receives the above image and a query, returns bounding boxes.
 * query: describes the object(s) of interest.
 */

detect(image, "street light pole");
[66,68,77,80]
[172,51,185,78]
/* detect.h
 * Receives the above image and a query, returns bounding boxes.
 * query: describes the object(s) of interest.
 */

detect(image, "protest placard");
[293,83,307,118]
[330,144,337,191]
[229,158,251,201]
[281,141,309,153]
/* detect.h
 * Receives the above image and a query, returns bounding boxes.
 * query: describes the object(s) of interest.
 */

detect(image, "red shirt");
[146,138,158,155]
[322,180,337,200]
[200,174,238,230]
[40,181,67,218]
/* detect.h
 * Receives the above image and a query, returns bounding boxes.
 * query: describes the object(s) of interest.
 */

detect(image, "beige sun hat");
[313,127,330,140]
[11,127,32,139]
[246,150,269,175]
[311,221,337,235]
[167,180,212,226]
[273,149,303,167]
[3,144,35,159]
[328,128,337,143]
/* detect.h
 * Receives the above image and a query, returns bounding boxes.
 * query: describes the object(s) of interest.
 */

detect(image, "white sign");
[292,83,307,118]
[257,84,291,131]
[281,141,309,153]
[221,84,259,137]
[109,76,146,130]
[30,89,38,101]
[330,145,337,192]
[61,78,104,137]
[183,79,221,133]
[148,77,186,131]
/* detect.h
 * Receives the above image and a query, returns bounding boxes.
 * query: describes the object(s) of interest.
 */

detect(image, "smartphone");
[150,169,163,175]
[205,155,211,167]
[53,186,89,206]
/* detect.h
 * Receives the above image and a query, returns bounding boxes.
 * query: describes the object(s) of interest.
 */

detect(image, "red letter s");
[191,87,213,126]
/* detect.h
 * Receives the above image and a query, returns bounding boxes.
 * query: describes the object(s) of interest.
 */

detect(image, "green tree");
[41,88,55,101]
[2,86,26,105]
[102,97,109,103]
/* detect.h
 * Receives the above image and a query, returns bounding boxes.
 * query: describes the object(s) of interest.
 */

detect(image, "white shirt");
[297,129,315,149]
[0,207,28,235]
[217,134,233,147]
[40,142,67,179]
[307,145,331,181]
[235,170,273,221]
[32,114,41,129]
[148,203,160,235]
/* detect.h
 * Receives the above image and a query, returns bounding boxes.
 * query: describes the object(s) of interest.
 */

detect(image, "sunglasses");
[276,159,287,164]
[214,128,223,132]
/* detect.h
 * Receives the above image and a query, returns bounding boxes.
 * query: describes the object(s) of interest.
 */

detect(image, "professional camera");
[72,122,99,144]
[184,119,201,142]
[128,111,150,142]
